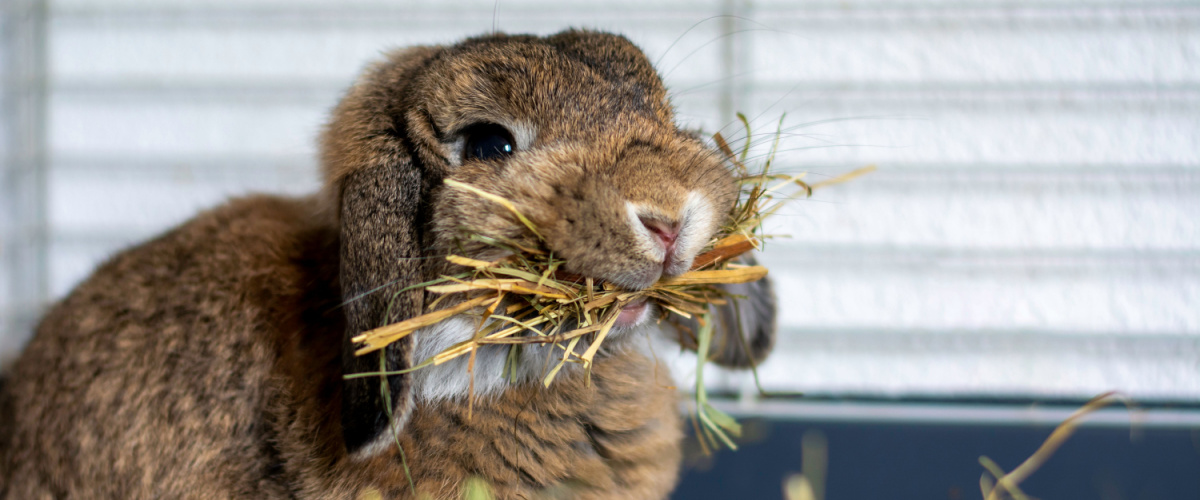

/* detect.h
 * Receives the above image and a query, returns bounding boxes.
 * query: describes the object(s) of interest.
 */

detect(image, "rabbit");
[0,29,775,499]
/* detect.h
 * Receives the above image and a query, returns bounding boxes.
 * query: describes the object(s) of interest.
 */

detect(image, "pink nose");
[639,217,680,257]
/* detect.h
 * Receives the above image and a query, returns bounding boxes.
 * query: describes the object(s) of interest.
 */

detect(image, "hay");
[778,393,1131,500]
[978,391,1130,500]
[349,115,874,449]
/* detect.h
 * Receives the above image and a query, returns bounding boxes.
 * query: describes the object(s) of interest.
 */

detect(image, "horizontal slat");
[49,18,725,85]
[49,97,325,156]
[48,162,319,236]
[760,168,1200,250]
[760,252,1200,333]
[739,91,1199,165]
[47,4,1200,85]
[710,399,1200,428]
[761,329,1200,400]
[48,1,1199,17]
[749,1,1197,9]
[657,330,1200,401]
[746,4,1200,26]
[52,82,344,102]
[747,28,1200,85]
[51,0,722,15]
[51,25,459,82]
[757,246,1200,273]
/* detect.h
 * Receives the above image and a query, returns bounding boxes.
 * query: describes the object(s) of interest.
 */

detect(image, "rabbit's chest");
[395,351,684,499]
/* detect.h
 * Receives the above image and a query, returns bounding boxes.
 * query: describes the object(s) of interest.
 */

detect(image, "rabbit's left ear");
[324,46,441,457]
[337,162,423,457]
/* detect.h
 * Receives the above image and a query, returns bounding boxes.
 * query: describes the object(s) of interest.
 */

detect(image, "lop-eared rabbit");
[0,30,775,499]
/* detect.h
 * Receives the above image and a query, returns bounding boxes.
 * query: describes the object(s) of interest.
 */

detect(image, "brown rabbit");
[0,30,775,499]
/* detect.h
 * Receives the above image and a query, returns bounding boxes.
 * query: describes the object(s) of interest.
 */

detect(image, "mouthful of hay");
[349,119,873,450]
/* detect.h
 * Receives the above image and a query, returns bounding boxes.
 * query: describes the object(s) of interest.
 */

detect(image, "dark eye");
[462,123,515,162]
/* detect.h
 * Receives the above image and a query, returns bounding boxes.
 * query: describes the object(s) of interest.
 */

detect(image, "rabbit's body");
[2,197,329,498]
[1,31,773,499]
[3,196,678,499]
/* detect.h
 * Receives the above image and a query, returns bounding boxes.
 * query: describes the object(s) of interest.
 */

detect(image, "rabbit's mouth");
[615,297,651,327]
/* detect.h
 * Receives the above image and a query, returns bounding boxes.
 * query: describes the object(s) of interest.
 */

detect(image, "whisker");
[661,27,776,82]
[669,68,760,98]
[492,0,500,34]
[653,14,780,69]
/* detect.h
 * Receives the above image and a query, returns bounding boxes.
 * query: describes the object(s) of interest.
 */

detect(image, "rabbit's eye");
[462,124,515,162]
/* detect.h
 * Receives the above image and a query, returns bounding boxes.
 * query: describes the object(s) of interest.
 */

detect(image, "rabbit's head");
[324,30,740,457]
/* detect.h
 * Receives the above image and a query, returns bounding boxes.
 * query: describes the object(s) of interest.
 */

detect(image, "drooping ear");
[667,253,777,368]
[325,46,441,457]
[337,164,424,456]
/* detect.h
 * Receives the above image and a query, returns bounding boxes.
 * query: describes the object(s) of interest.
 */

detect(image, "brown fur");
[0,30,773,499]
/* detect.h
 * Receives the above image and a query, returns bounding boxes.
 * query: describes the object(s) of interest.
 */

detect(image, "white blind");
[2,0,1197,403]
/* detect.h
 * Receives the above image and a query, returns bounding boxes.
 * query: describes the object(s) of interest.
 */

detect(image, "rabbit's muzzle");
[433,139,735,299]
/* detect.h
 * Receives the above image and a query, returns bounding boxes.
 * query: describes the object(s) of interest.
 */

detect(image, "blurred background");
[1,0,1198,498]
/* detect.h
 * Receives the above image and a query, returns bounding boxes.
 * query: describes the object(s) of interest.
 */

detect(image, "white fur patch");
[348,378,418,461]
[626,201,668,262]
[625,191,716,270]
[673,191,717,268]
[351,412,411,461]
[352,307,661,460]
[410,311,658,403]
[508,121,537,152]
[411,316,515,402]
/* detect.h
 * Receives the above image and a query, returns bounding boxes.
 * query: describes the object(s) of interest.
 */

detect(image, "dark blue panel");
[673,417,1200,500]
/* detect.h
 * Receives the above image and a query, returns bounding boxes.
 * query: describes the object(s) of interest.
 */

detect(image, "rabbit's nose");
[639,217,680,257]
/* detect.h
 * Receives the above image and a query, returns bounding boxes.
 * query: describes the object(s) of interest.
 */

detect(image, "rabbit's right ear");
[324,46,441,457]
[666,254,777,368]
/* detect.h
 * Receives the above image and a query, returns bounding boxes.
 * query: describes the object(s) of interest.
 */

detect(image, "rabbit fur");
[0,30,776,499]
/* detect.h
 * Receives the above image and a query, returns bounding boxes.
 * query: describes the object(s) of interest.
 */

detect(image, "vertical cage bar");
[1,0,49,356]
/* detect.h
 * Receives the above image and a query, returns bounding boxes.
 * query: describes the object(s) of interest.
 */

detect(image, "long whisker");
[653,14,779,69]
[661,27,776,82]
[492,0,500,34]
